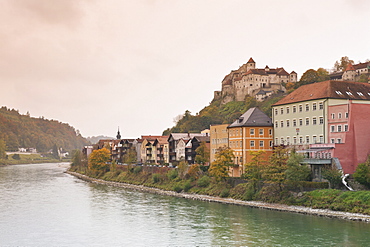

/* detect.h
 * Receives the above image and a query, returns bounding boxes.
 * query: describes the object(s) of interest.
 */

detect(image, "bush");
[353,162,370,188]
[167,169,178,180]
[220,189,230,198]
[173,184,183,193]
[152,173,161,183]
[12,154,21,160]
[197,175,211,188]
[183,181,192,192]
[133,166,143,174]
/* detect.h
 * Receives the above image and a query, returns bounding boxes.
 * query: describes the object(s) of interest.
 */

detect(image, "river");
[0,163,369,246]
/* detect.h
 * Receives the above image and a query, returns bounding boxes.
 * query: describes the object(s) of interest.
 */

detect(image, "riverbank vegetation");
[0,152,70,166]
[69,147,370,216]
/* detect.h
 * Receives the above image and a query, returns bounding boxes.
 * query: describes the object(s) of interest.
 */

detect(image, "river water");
[0,163,369,246]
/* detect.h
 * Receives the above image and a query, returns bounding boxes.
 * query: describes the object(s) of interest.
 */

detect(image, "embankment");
[66,171,370,222]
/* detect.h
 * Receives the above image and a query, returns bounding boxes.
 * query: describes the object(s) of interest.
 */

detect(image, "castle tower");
[342,63,356,81]
[246,57,256,71]
[290,71,297,82]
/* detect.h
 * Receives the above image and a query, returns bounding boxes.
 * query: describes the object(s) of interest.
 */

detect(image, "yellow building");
[210,124,229,163]
[228,107,273,177]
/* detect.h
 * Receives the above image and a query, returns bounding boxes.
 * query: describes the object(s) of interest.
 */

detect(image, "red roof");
[345,63,355,71]
[273,80,370,106]
[248,57,255,63]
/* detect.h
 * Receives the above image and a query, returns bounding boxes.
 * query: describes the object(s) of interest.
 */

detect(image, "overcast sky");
[1,0,369,138]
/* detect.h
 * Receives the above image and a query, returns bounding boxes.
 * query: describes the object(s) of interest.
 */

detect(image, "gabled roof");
[354,62,369,70]
[247,57,255,63]
[345,63,355,71]
[228,107,272,128]
[272,80,370,106]
[168,133,206,142]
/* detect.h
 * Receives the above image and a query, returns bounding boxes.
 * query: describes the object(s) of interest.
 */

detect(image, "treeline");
[0,106,89,152]
[163,94,284,135]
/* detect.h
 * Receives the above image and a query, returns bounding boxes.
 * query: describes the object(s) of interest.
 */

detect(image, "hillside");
[0,106,89,152]
[162,94,284,135]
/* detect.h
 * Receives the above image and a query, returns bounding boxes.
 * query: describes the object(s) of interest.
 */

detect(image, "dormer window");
[346,91,353,96]
[335,91,343,95]
[357,92,364,96]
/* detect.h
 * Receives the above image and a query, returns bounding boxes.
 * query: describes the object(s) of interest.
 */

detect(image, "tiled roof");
[273,80,370,106]
[242,68,289,77]
[228,107,273,128]
[345,63,355,71]
[248,57,255,63]
[354,62,369,70]
[169,133,206,141]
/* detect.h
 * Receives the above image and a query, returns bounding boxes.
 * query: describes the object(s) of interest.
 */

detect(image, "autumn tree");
[316,68,330,82]
[333,56,354,72]
[209,147,234,181]
[298,69,319,87]
[195,141,210,165]
[88,148,111,175]
[263,146,289,192]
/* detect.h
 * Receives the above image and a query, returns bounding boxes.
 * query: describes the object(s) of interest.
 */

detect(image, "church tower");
[116,127,121,140]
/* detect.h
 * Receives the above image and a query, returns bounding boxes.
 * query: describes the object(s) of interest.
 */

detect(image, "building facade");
[272,80,370,175]
[228,107,274,177]
[210,124,229,163]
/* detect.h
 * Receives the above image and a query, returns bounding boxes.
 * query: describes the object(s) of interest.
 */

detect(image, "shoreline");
[66,170,370,223]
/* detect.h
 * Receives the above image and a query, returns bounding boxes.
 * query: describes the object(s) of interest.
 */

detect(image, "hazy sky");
[1,0,369,138]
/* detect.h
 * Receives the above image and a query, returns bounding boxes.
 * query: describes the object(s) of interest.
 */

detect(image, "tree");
[195,141,210,165]
[322,166,342,189]
[333,56,354,72]
[298,69,319,87]
[358,74,369,83]
[88,148,111,174]
[244,151,267,181]
[263,146,289,191]
[71,149,83,168]
[209,147,234,180]
[353,156,370,188]
[285,150,311,182]
[52,144,60,160]
[316,68,330,82]
[0,139,6,159]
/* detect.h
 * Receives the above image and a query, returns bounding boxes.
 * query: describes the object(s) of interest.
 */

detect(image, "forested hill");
[162,94,284,135]
[0,106,89,152]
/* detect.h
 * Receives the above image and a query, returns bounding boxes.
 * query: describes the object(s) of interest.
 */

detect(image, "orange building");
[210,124,229,163]
[228,107,273,177]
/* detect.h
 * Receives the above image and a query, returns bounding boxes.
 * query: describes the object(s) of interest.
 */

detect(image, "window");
[269,141,273,147]
[275,138,278,144]
[331,125,335,132]
[331,113,335,119]
[293,106,297,113]
[299,136,303,144]
[286,107,290,114]
[306,136,310,144]
[275,121,278,128]
[346,91,353,96]
[299,118,303,126]
[293,119,297,127]
[275,108,278,115]
[286,120,290,127]
[335,90,343,95]
[319,136,324,143]
[293,137,297,144]
[337,138,342,144]
[313,136,317,143]
[259,129,264,135]
[280,108,284,114]
[313,117,317,125]
[269,129,272,135]
[305,104,309,111]
[344,124,348,131]
[286,137,290,144]
[313,103,317,111]
[331,138,335,144]
[250,141,255,147]
[250,129,255,135]
[305,118,310,126]
[338,125,342,132]
[319,117,324,125]
[259,141,264,147]
[280,138,284,145]
[280,121,284,128]
[338,113,342,119]
[319,102,323,110]
[345,112,349,118]
[299,105,303,112]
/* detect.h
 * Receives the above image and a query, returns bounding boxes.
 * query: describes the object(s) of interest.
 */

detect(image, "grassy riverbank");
[0,153,70,166]
[69,165,370,216]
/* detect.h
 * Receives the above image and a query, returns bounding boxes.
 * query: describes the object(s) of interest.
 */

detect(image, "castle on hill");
[213,58,297,104]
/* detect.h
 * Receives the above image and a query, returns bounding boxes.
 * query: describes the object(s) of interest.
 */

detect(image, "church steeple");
[116,127,121,139]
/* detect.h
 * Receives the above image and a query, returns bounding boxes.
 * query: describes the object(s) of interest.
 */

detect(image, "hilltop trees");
[333,56,354,72]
